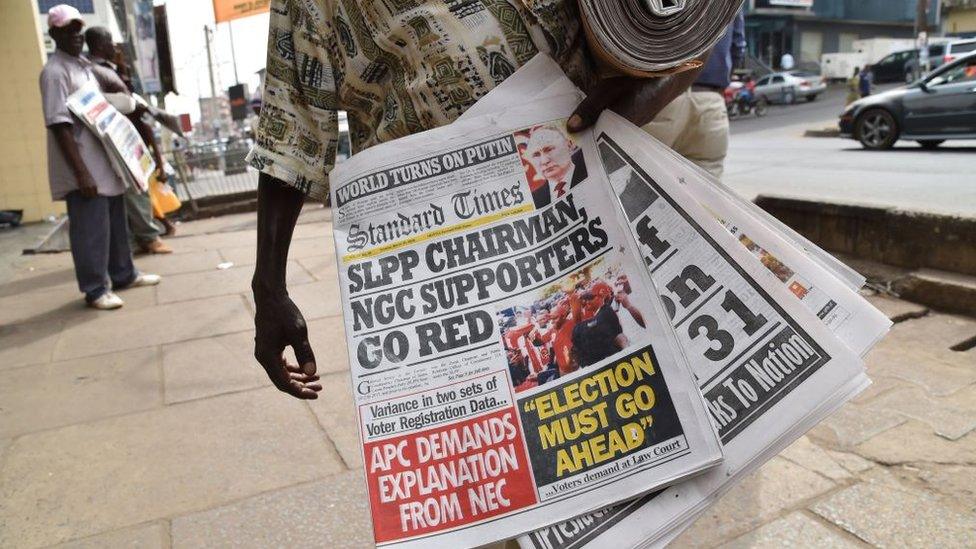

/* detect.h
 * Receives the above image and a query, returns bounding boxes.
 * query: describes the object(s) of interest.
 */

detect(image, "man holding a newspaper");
[246,2,891,548]
[40,5,160,310]
[247,0,719,399]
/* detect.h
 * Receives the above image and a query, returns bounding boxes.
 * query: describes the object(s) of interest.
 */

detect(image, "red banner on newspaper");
[364,407,538,543]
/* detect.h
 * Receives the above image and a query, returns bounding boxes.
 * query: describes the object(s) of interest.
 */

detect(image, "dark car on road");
[840,52,976,150]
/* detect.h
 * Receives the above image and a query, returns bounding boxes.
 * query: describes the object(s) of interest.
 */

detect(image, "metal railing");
[166,141,259,213]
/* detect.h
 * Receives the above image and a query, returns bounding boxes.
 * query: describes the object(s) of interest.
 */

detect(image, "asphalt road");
[723,84,976,218]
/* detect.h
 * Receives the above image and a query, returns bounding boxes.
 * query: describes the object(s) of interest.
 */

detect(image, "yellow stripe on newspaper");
[341,204,534,263]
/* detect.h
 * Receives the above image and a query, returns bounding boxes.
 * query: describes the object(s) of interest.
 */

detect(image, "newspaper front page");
[328,94,722,548]
[66,80,155,192]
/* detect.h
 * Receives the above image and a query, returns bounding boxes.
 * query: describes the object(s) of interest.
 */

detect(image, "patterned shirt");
[247,0,595,202]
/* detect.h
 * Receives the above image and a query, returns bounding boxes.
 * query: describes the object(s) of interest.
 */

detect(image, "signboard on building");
[128,0,161,94]
[212,0,270,23]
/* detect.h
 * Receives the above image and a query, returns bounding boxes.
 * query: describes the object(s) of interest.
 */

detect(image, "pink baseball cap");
[47,4,85,29]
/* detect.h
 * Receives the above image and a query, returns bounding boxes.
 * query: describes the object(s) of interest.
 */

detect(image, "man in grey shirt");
[40,4,161,310]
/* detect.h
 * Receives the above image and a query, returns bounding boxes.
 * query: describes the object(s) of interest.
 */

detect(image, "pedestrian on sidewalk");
[84,26,174,254]
[859,64,873,98]
[643,9,745,179]
[40,5,161,310]
[246,0,724,399]
[846,67,861,105]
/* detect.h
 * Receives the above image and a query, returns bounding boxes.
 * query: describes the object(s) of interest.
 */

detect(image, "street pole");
[228,21,240,85]
[916,0,929,78]
[204,25,217,98]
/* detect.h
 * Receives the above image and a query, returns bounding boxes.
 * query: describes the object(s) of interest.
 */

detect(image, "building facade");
[943,0,976,36]
[745,0,941,69]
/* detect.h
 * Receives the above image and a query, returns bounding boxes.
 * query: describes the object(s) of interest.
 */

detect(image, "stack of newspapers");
[327,55,891,549]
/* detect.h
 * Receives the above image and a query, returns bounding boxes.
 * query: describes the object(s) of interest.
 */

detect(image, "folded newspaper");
[479,57,889,549]
[328,56,891,548]
[66,80,156,192]
[579,0,744,76]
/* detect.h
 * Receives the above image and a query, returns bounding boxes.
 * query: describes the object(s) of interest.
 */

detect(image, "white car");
[754,71,827,104]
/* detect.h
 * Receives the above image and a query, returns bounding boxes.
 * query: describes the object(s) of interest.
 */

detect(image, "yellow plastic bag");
[149,172,181,217]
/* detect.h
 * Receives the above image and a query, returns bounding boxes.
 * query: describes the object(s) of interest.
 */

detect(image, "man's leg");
[124,186,163,249]
[641,88,693,148]
[671,90,730,180]
[65,191,111,303]
[106,193,138,289]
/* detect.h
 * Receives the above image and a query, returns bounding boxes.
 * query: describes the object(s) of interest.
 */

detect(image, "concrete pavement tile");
[866,345,976,397]
[134,250,224,276]
[0,347,162,439]
[171,471,372,549]
[865,294,928,322]
[162,331,270,404]
[164,229,260,253]
[807,402,906,450]
[856,420,976,465]
[111,284,158,309]
[304,316,350,373]
[718,512,860,549]
[673,457,836,547]
[811,482,976,547]
[852,375,906,404]
[52,295,253,361]
[156,261,311,305]
[217,244,254,266]
[53,522,165,549]
[868,386,976,440]
[825,450,875,475]
[885,313,976,352]
[292,221,333,241]
[0,388,343,548]
[780,436,852,481]
[289,237,334,260]
[0,276,157,322]
[220,237,331,268]
[307,372,361,468]
[0,285,98,324]
[0,266,77,298]
[297,254,337,281]
[0,318,63,370]
[289,279,342,320]
[914,464,976,511]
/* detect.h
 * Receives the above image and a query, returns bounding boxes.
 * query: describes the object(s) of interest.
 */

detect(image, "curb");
[803,127,840,138]
[755,196,976,317]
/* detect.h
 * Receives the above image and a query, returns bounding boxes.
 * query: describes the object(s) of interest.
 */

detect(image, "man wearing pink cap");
[40,4,161,310]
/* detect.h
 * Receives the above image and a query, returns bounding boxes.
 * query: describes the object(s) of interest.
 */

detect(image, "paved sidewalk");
[1,208,974,548]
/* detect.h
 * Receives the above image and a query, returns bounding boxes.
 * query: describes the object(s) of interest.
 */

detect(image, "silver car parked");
[754,71,827,104]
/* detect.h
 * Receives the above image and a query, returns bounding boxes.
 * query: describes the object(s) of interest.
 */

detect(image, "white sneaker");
[89,292,124,310]
[128,273,161,287]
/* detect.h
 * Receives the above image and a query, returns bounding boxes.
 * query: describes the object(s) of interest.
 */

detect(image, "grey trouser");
[124,186,162,245]
[65,191,137,303]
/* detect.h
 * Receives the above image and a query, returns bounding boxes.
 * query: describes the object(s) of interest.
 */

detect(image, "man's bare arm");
[50,123,97,198]
[567,58,707,133]
[252,174,322,399]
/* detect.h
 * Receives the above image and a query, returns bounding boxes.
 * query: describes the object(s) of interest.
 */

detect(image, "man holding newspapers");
[247,1,889,548]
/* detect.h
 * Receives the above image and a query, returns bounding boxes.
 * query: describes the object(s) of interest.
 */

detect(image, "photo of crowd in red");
[514,122,588,209]
[498,262,649,393]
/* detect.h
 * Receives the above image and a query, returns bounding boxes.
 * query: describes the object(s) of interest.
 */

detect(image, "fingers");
[567,77,631,133]
[289,331,317,376]
[255,343,321,400]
